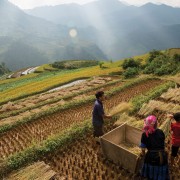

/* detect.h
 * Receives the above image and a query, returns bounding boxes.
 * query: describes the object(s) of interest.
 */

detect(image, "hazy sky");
[8,0,180,9]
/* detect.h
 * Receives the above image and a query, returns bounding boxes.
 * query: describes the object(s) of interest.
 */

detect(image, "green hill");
[167,48,180,56]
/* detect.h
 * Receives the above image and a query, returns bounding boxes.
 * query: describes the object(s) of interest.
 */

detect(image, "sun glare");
[69,29,78,38]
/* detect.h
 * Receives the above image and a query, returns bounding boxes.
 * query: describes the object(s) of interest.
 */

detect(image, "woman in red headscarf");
[140,115,169,180]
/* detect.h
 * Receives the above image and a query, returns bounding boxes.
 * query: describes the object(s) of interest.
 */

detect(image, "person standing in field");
[140,115,169,180]
[167,112,180,167]
[92,91,111,143]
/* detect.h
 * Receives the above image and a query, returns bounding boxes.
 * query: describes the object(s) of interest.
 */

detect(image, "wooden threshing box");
[100,123,143,173]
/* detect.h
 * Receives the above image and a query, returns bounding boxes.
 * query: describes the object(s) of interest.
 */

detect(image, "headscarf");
[143,115,157,137]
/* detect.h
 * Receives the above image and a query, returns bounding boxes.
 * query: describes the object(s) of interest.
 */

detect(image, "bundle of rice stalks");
[129,120,144,129]
[159,118,171,138]
[109,102,132,117]
[138,100,180,116]
[161,88,180,101]
[138,100,160,117]
[114,113,136,127]
[0,101,16,112]
[119,141,141,155]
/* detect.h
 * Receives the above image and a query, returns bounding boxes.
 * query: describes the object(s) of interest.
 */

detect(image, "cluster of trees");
[52,60,99,69]
[0,62,9,75]
[122,50,180,78]
[143,50,180,76]
[122,58,141,78]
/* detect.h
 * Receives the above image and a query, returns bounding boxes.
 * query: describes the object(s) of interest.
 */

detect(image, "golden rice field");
[0,62,122,104]
[0,73,37,85]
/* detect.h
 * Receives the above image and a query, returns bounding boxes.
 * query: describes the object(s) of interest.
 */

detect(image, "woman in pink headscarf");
[140,115,169,180]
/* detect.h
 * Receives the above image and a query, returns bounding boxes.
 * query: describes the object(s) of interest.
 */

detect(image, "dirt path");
[0,79,162,159]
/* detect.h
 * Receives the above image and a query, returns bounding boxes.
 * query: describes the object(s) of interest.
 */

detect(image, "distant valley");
[0,0,180,71]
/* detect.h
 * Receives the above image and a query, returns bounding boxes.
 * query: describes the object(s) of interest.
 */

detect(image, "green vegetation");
[121,49,180,78]
[52,60,99,69]
[123,67,139,79]
[122,58,141,70]
[167,48,180,56]
[34,64,58,73]
[122,58,141,78]
[143,50,180,76]
[0,63,9,76]
[99,61,105,68]
[0,71,65,94]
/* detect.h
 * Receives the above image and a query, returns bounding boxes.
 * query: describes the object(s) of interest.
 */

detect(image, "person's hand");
[140,152,145,157]
[167,114,173,119]
[103,114,112,120]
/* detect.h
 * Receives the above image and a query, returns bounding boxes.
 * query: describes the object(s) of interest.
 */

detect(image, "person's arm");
[140,148,146,156]
[97,104,112,119]
[103,114,112,119]
[167,114,174,119]
[139,133,147,157]
[167,114,175,134]
[167,114,176,123]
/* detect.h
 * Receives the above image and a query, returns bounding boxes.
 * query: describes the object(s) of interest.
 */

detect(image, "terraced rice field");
[0,79,162,160]
[44,124,136,180]
[42,87,180,180]
[0,62,122,104]
[0,77,122,127]
[2,77,180,180]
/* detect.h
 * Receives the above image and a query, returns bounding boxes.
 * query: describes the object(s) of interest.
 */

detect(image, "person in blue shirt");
[92,91,111,142]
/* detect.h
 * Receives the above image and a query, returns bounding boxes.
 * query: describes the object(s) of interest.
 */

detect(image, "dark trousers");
[93,124,104,137]
[171,145,179,157]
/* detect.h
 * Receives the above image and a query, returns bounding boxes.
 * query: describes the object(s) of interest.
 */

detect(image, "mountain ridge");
[0,0,107,71]
[1,0,180,71]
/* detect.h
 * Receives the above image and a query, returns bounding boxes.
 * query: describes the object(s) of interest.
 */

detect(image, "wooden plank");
[6,161,57,180]
[101,123,126,144]
[125,124,142,146]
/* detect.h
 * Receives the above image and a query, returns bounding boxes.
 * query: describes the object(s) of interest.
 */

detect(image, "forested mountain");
[1,0,180,71]
[27,0,180,59]
[0,0,107,71]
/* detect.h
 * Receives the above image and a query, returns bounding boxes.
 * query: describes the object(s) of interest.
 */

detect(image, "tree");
[1,62,5,67]
[173,54,180,63]
[123,67,139,79]
[143,51,180,76]
[148,50,162,63]
[122,58,140,70]
[0,63,10,75]
[99,61,104,68]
